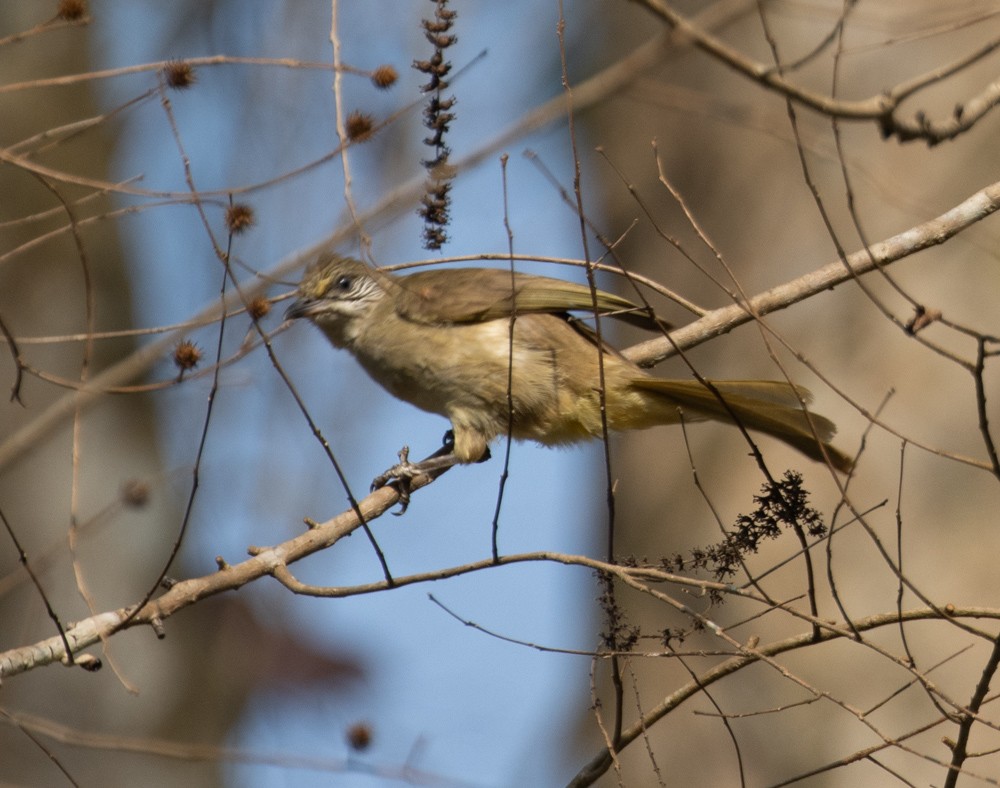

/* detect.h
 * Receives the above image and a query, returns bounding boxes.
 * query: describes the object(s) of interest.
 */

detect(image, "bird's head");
[285,255,389,345]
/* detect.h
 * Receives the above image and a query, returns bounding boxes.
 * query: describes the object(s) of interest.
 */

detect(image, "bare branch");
[629,0,1000,143]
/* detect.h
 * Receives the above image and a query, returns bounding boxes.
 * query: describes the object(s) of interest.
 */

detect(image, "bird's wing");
[392,267,665,330]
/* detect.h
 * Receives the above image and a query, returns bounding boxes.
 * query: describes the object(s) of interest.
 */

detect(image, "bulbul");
[285,254,851,492]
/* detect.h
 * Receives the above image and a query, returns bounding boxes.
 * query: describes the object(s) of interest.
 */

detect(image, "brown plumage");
[286,255,852,482]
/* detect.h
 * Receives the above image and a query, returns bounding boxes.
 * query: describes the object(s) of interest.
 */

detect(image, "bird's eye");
[334,275,352,292]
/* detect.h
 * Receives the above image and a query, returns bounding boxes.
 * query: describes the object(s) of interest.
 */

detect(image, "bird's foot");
[370,442,464,514]
[371,446,418,513]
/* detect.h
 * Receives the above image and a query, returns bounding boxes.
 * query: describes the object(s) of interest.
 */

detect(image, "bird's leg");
[370,432,466,512]
[438,429,492,464]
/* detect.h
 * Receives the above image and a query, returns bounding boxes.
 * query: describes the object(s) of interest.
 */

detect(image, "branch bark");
[624,177,1000,366]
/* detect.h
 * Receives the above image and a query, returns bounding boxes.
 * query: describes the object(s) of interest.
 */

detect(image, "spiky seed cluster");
[246,297,270,321]
[345,111,376,142]
[345,722,372,751]
[370,65,398,89]
[172,339,202,372]
[414,0,457,250]
[163,60,196,89]
[57,0,87,20]
[224,203,255,235]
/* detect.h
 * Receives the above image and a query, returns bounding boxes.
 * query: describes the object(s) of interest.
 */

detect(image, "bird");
[285,254,851,498]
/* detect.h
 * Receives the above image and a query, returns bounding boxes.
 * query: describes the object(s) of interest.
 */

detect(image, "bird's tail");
[630,378,852,472]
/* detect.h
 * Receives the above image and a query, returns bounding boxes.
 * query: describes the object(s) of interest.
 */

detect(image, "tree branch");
[624,177,1000,366]
[628,0,1000,144]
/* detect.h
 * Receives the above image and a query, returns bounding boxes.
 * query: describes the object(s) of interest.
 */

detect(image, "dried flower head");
[247,297,271,321]
[173,339,202,372]
[345,722,372,751]
[225,203,256,235]
[57,0,87,20]
[345,111,376,143]
[164,60,196,89]
[415,0,457,250]
[371,65,398,89]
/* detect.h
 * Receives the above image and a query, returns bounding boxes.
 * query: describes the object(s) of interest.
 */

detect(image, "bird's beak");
[284,297,316,321]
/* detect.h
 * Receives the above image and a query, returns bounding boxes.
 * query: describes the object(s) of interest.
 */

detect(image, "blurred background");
[2,1,999,786]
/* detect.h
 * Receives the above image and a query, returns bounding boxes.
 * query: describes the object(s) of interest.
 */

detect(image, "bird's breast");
[349,319,542,417]
[345,312,643,445]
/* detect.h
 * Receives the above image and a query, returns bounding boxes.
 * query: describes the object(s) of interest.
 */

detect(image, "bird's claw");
[371,446,417,514]
[369,438,465,514]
